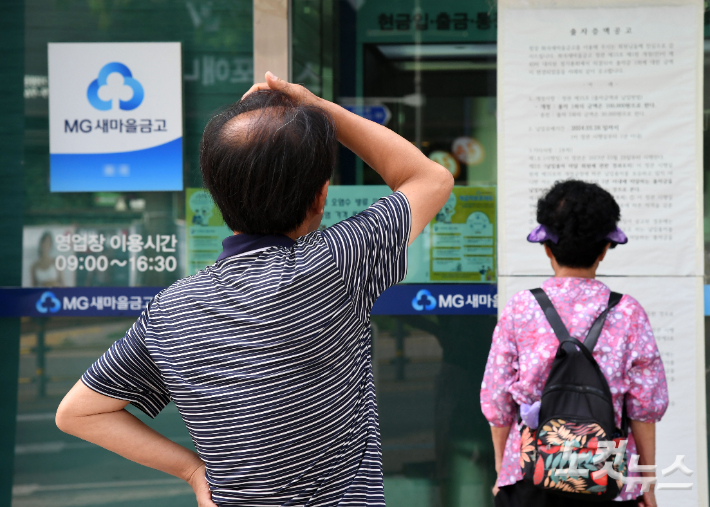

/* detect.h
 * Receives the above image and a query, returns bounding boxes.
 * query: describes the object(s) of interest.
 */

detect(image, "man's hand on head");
[241,72,322,109]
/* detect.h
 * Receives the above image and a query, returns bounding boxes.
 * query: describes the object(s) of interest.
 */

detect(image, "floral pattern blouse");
[480,277,668,500]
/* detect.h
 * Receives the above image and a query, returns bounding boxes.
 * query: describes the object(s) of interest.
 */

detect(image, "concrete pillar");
[253,0,290,83]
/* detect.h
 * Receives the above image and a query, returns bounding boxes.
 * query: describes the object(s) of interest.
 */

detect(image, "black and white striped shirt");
[82,191,411,506]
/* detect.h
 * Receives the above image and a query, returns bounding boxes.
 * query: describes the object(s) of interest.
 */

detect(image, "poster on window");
[323,185,496,283]
[186,188,232,275]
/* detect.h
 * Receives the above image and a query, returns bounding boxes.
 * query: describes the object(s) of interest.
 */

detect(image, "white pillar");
[253,0,291,84]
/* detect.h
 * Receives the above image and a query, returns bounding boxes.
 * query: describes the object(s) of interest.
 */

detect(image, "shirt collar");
[542,276,609,295]
[217,233,295,261]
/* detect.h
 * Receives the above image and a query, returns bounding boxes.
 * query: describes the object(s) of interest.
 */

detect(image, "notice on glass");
[186,188,231,275]
[323,186,496,283]
[427,186,495,282]
[498,6,700,277]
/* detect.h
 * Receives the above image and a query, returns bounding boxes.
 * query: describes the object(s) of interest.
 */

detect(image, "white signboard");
[48,43,183,192]
[498,6,700,277]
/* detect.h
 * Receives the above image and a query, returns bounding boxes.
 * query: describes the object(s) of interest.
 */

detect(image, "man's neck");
[232,224,309,241]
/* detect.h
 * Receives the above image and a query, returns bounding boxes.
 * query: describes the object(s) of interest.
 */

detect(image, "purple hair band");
[526,224,628,245]
[606,227,628,244]
[526,224,559,244]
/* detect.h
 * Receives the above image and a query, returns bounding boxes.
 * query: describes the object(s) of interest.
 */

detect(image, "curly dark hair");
[536,180,621,268]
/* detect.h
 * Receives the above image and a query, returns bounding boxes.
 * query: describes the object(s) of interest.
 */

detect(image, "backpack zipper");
[544,384,610,401]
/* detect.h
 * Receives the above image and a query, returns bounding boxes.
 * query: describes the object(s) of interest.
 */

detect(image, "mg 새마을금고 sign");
[48,43,183,192]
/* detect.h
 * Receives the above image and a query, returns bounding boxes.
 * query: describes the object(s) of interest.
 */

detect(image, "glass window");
[296,1,500,505]
[10,2,709,507]
[13,1,253,506]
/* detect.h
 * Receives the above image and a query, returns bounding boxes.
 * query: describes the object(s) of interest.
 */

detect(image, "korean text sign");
[48,43,183,192]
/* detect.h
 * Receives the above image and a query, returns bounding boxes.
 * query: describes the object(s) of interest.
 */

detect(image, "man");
[56,73,453,506]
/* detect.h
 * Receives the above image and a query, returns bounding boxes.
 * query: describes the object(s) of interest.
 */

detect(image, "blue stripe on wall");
[0,284,499,317]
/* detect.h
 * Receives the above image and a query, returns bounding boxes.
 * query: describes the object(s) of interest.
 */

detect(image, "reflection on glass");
[29,232,64,287]
[14,317,196,506]
[16,0,254,504]
[374,315,496,507]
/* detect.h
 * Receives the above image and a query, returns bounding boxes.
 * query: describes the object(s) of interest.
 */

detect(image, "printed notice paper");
[498,6,699,276]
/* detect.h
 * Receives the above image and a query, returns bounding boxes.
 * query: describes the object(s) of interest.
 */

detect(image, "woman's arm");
[630,420,657,507]
[491,425,511,475]
[243,73,454,244]
[56,380,216,507]
[491,424,511,496]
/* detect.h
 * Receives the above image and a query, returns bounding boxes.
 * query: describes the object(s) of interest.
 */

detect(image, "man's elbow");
[431,162,455,201]
[55,399,78,435]
[55,405,70,433]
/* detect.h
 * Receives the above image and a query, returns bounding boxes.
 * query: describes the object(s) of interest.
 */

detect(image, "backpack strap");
[530,288,571,343]
[583,292,623,352]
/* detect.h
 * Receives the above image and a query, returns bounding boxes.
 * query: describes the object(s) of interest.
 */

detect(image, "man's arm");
[244,73,455,244]
[630,420,657,507]
[323,96,453,244]
[56,381,216,507]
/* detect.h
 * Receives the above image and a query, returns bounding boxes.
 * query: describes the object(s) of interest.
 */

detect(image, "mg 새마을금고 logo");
[411,289,437,311]
[87,62,144,111]
[36,291,61,314]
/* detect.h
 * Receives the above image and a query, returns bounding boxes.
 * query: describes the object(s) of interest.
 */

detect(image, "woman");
[481,180,668,507]
[31,232,63,287]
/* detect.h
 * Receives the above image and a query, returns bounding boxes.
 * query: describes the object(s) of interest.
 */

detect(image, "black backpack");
[519,288,629,500]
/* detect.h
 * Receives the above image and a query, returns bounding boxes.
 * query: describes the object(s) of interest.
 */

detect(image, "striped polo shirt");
[81,191,411,506]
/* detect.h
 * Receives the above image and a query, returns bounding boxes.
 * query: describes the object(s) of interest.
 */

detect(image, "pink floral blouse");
[481,277,668,500]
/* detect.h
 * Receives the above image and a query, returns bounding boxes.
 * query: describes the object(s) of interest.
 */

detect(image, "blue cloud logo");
[411,289,436,311]
[36,291,61,314]
[87,62,144,111]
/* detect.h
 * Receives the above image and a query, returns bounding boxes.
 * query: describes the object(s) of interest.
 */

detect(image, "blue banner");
[370,284,497,315]
[0,284,498,317]
[0,287,163,317]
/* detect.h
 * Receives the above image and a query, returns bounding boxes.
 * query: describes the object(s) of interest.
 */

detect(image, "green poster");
[185,188,232,275]
[428,187,495,282]
[322,185,495,283]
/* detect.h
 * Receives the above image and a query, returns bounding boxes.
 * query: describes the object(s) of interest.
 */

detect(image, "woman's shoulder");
[611,292,649,321]
[500,289,538,315]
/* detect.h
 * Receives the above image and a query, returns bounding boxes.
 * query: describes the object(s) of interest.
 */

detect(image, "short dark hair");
[536,180,621,268]
[200,90,336,234]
